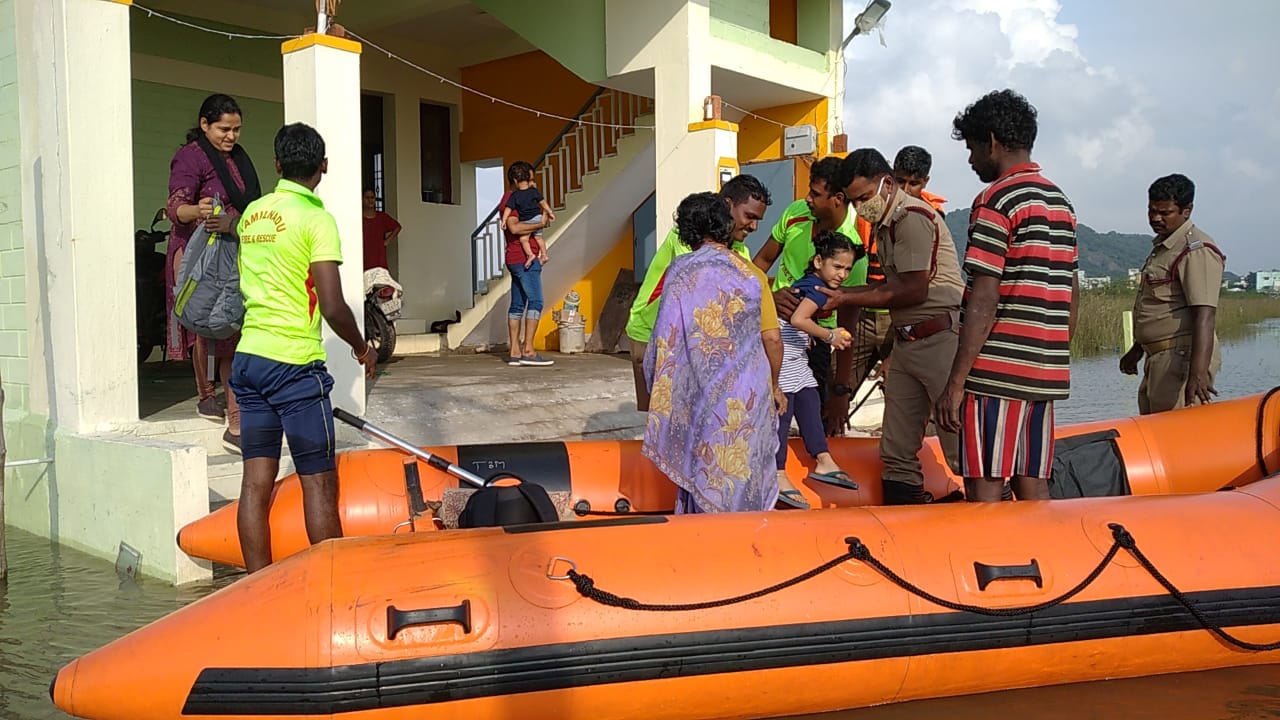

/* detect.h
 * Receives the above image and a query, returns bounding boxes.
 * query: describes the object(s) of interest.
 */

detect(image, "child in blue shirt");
[774,230,862,508]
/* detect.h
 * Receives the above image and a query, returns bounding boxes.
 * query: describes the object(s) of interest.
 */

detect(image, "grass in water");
[1071,288,1280,357]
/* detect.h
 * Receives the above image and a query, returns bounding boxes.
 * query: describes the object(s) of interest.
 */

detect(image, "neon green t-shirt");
[768,199,868,329]
[624,227,750,344]
[235,179,344,366]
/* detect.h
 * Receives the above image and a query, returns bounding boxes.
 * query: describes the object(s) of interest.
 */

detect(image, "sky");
[839,0,1280,274]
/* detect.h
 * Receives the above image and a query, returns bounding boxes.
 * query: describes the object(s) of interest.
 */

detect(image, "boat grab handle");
[974,559,1043,591]
[387,600,472,639]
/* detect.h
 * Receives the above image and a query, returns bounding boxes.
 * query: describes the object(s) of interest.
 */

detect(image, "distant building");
[1127,268,1141,288]
[1257,271,1280,293]
[1079,272,1111,290]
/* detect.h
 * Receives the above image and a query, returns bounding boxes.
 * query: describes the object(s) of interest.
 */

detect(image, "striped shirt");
[776,275,828,393]
[961,163,1077,401]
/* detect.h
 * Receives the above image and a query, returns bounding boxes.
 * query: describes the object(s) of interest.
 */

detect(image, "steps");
[204,424,372,504]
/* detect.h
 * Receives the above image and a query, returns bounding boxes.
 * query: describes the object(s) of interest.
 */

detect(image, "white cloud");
[838,0,1280,272]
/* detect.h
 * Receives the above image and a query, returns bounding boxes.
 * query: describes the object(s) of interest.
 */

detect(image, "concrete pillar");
[281,34,366,415]
[15,0,137,432]
[651,1,713,246]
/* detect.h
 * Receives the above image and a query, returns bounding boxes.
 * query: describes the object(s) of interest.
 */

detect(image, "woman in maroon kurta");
[166,94,261,452]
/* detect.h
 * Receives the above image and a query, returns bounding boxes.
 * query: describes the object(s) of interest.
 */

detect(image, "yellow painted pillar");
[281,34,366,414]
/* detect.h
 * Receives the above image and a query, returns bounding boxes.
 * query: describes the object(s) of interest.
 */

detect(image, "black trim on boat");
[503,515,667,534]
[182,585,1280,715]
[455,442,572,490]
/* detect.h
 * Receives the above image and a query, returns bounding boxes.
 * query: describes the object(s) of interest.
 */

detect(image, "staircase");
[394,88,655,354]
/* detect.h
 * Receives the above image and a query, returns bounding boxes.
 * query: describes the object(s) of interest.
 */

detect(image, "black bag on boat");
[457,473,559,528]
[1048,429,1132,499]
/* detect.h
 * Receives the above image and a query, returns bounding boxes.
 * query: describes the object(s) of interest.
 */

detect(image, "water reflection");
[1059,318,1280,424]
[0,529,232,719]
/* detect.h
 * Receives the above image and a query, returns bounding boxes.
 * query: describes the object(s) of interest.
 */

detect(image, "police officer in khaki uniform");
[825,149,965,505]
[1121,174,1224,414]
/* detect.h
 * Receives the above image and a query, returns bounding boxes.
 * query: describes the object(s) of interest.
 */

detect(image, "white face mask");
[855,178,888,224]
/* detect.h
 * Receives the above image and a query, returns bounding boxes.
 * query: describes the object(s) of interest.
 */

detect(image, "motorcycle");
[363,268,403,364]
[135,208,169,364]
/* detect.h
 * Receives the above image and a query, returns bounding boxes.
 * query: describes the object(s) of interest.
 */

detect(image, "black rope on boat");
[1109,523,1280,652]
[846,534,1120,617]
[566,549,862,612]
[566,524,1280,651]
[1256,385,1280,478]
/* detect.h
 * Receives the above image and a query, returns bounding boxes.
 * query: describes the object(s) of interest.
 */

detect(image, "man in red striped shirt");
[935,90,1079,503]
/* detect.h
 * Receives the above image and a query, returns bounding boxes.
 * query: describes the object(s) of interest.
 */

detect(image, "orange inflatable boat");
[55,475,1280,720]
[179,391,1280,568]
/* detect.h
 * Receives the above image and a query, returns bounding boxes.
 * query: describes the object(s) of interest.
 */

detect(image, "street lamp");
[841,0,892,49]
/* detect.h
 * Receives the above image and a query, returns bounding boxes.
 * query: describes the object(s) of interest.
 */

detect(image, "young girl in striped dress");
[774,230,861,509]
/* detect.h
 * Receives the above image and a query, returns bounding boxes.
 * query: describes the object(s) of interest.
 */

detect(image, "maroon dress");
[165,142,248,361]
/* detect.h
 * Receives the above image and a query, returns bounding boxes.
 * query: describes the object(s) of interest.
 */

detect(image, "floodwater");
[1,321,1278,720]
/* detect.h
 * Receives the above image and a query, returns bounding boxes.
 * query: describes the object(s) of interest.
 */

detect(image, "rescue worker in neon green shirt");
[625,174,772,410]
[230,122,376,573]
[753,157,868,435]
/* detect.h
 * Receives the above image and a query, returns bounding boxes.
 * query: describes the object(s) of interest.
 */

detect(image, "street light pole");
[841,0,892,49]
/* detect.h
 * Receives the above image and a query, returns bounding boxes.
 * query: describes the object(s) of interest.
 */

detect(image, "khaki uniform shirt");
[876,189,964,326]
[1133,221,1224,345]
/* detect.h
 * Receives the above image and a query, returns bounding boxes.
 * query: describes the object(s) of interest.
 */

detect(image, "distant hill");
[942,208,1151,280]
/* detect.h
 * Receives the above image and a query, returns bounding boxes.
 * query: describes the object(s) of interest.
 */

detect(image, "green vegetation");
[945,209,1152,280]
[1071,288,1280,357]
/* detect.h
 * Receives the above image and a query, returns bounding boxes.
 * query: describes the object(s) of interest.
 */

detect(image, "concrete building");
[1256,271,1280,293]
[0,0,852,582]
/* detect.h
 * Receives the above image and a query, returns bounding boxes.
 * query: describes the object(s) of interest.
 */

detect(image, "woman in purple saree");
[642,192,786,513]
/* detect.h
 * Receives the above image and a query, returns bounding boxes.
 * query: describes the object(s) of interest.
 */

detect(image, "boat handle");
[973,559,1042,591]
[387,599,471,639]
[402,458,428,515]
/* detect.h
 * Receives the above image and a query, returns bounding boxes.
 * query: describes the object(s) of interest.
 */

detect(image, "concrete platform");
[137,351,648,505]
[360,351,647,446]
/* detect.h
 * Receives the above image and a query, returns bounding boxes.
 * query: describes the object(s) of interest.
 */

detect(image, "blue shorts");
[227,353,337,475]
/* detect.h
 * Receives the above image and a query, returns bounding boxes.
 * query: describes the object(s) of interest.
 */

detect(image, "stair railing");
[470,88,655,297]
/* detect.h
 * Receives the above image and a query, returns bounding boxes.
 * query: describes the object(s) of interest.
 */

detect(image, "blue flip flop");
[807,470,859,491]
[775,489,810,510]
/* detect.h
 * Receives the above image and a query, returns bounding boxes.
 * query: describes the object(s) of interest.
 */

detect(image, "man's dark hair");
[675,191,734,250]
[893,145,933,177]
[719,173,771,207]
[1148,173,1195,209]
[507,160,534,184]
[838,148,892,188]
[951,89,1038,151]
[274,123,326,181]
[809,156,847,197]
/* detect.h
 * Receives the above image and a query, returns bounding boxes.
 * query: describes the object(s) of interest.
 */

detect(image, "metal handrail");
[470,88,608,244]
[468,88,654,297]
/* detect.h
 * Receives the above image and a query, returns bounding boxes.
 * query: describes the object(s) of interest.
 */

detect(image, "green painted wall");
[472,0,606,83]
[710,0,770,34]
[0,0,26,415]
[129,11,282,78]
[709,17,827,71]
[796,0,831,54]
[132,81,283,234]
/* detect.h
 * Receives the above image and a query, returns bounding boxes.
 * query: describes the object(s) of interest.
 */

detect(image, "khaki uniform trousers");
[880,327,960,488]
[1138,335,1221,415]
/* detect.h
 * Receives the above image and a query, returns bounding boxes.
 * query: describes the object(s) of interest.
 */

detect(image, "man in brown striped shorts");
[936,90,1080,503]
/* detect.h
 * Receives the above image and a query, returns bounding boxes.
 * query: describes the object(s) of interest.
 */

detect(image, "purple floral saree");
[642,245,779,513]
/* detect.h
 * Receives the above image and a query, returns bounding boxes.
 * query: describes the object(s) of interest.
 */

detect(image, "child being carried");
[773,230,863,509]
[502,161,555,268]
